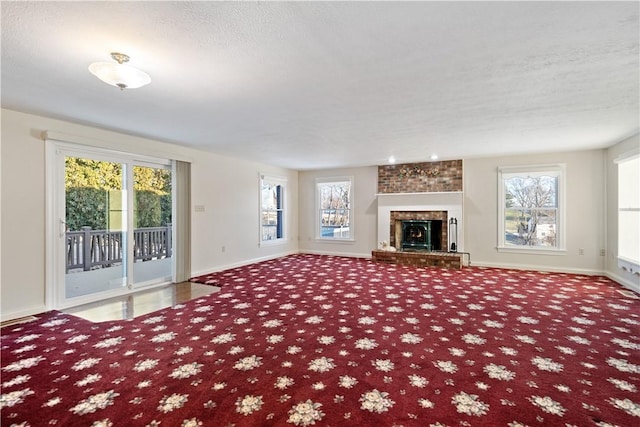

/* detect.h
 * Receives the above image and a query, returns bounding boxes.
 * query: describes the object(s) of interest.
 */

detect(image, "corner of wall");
[604,133,640,288]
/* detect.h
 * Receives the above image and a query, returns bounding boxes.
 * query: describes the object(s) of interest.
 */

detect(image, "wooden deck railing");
[66,224,172,272]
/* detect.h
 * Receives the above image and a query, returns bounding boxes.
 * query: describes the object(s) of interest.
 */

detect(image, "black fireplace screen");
[401,220,442,251]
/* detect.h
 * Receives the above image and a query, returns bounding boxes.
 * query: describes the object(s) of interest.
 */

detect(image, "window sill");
[315,238,355,244]
[260,239,288,248]
[618,257,640,275]
[497,246,566,256]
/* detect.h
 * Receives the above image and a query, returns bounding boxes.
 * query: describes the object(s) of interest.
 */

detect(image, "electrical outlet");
[579,248,585,256]
[194,205,205,212]
[221,246,226,253]
[600,249,605,256]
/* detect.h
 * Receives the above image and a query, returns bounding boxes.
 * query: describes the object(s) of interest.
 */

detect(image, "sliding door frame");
[45,140,175,310]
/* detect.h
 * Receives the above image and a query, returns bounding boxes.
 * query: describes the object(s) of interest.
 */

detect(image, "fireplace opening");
[401,220,442,251]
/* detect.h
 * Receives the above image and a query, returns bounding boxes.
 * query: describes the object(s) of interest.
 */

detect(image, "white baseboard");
[1,304,47,323]
[299,249,372,259]
[469,260,640,293]
[193,252,640,295]
[191,250,299,278]
[469,260,604,276]
[191,250,372,278]
[605,271,640,294]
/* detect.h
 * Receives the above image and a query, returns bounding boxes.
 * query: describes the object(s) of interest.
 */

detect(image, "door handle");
[60,218,67,238]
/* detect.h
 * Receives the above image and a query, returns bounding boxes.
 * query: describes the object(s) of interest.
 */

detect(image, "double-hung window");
[260,175,286,243]
[316,177,353,240]
[498,164,565,253]
[616,151,640,273]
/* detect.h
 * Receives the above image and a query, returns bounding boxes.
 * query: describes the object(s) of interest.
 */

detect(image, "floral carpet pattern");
[2,254,640,426]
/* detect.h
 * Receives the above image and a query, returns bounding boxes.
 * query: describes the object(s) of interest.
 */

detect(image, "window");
[260,175,286,243]
[616,151,640,273]
[498,164,565,253]
[316,177,353,240]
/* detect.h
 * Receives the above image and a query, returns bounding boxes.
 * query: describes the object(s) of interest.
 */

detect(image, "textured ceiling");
[1,1,638,170]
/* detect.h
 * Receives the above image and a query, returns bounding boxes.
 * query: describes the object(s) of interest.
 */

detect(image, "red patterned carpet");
[2,254,639,426]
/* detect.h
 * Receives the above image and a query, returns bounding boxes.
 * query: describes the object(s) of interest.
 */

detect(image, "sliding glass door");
[55,145,173,306]
[132,164,172,285]
[64,155,128,298]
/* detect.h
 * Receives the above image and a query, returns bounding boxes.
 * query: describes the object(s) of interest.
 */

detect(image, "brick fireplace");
[373,160,465,268]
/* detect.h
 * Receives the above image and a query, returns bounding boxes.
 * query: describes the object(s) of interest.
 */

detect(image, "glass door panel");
[132,165,172,285]
[64,156,127,298]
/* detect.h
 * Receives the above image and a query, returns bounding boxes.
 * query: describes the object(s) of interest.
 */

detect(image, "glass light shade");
[88,62,151,89]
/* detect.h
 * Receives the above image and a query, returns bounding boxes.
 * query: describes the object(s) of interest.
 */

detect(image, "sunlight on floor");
[63,282,220,322]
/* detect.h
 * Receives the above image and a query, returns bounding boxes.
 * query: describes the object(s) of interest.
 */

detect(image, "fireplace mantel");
[377,191,464,252]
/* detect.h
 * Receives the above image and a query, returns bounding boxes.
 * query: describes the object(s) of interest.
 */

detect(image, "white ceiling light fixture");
[89,52,151,90]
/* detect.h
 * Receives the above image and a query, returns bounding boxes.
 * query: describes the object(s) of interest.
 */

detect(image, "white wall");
[1,110,46,319]
[464,149,606,274]
[299,150,624,278]
[298,166,378,258]
[190,150,299,276]
[606,134,640,292]
[1,109,298,321]
[2,107,633,321]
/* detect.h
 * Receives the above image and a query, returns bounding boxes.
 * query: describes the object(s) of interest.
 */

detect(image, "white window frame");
[315,176,354,242]
[497,164,566,254]
[615,149,640,274]
[259,174,287,246]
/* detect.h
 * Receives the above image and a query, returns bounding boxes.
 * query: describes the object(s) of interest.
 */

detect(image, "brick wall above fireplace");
[378,160,462,193]
[376,159,464,254]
